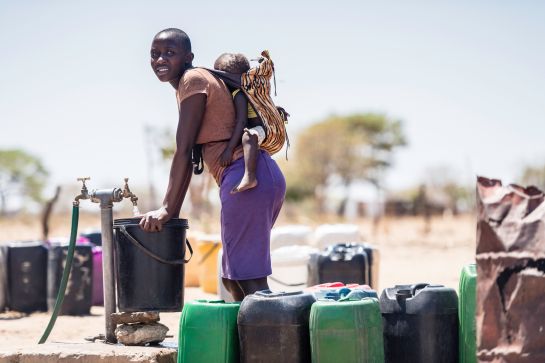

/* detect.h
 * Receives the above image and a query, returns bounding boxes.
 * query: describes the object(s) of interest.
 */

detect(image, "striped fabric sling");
[239,50,289,156]
[205,50,290,156]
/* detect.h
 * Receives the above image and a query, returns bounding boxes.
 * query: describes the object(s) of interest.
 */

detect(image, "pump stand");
[91,188,123,343]
[70,177,139,344]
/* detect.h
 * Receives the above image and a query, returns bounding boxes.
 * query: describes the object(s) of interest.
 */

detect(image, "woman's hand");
[139,207,169,232]
[219,147,233,167]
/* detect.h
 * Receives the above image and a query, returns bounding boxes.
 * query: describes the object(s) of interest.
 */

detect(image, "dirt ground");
[0,213,475,348]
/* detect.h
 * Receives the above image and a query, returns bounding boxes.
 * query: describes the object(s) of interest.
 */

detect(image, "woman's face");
[150,35,191,83]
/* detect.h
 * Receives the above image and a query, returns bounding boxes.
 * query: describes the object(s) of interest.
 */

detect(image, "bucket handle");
[118,225,193,265]
[198,242,221,265]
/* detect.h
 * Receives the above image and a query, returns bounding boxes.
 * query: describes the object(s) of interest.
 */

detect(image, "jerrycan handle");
[396,289,412,302]
[410,283,429,296]
[118,225,193,265]
[330,245,347,261]
[255,290,302,298]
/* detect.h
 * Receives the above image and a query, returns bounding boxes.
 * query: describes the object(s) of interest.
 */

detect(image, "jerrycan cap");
[338,287,351,297]
[324,291,341,300]
[341,288,378,301]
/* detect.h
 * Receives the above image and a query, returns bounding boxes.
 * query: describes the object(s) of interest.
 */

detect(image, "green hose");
[38,204,79,344]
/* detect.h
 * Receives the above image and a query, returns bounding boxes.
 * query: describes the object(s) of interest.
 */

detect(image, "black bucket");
[113,218,192,312]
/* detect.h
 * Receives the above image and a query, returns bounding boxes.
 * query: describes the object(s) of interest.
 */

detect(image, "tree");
[519,164,545,190]
[290,113,407,213]
[0,149,49,215]
[421,165,473,215]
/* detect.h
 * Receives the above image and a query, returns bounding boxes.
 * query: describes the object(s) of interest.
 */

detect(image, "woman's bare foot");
[231,174,258,194]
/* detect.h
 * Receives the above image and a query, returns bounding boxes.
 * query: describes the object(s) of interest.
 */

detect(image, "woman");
[140,28,286,301]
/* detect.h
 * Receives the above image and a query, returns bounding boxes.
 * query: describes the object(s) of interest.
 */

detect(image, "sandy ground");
[0,213,476,348]
[0,289,215,349]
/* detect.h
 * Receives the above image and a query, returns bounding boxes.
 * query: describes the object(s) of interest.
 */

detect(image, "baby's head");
[214,53,250,74]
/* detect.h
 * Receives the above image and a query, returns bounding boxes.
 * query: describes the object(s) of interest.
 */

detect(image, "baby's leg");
[231,127,262,193]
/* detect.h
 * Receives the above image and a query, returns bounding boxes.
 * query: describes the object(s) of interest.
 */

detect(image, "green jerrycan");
[459,264,477,363]
[178,299,240,363]
[310,297,384,363]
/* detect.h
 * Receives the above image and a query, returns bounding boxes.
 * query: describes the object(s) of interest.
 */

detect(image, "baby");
[215,53,266,193]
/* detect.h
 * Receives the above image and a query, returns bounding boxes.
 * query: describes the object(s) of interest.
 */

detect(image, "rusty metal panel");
[476,177,545,363]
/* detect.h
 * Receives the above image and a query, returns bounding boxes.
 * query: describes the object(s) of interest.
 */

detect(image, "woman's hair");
[214,53,250,74]
[154,28,191,52]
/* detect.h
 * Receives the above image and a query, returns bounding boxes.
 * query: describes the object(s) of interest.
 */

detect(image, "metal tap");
[74,177,91,206]
[70,176,140,343]
[121,178,139,207]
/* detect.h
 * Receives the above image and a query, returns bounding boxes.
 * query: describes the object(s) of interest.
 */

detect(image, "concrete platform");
[0,342,177,363]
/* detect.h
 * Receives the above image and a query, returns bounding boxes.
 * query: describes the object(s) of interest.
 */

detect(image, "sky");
[1,1,545,204]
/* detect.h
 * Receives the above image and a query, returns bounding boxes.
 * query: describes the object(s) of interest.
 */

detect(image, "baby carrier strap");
[188,70,236,175]
[191,144,204,175]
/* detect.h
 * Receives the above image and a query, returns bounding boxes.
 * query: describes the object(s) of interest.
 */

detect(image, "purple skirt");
[220,151,286,280]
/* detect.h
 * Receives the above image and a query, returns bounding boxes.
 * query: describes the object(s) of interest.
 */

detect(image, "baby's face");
[150,35,190,82]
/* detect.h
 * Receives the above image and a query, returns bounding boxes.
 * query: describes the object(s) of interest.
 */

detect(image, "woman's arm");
[219,92,248,166]
[140,93,206,231]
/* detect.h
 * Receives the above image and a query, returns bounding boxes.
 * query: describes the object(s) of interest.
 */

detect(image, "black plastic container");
[380,283,459,363]
[7,242,48,312]
[0,245,8,312]
[307,243,374,286]
[47,242,93,315]
[238,290,316,363]
[113,218,190,312]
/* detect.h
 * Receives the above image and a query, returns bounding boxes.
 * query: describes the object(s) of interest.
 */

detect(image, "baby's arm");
[219,91,248,167]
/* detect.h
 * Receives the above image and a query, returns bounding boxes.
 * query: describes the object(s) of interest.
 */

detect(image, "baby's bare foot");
[231,175,258,194]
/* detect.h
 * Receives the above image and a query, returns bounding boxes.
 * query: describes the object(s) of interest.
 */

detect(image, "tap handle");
[77,177,90,189]
[122,177,138,206]
[123,178,130,191]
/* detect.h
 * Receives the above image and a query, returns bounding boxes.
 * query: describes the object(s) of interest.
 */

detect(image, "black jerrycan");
[7,241,48,313]
[380,283,459,363]
[47,242,93,315]
[238,290,316,363]
[0,245,8,312]
[307,243,373,286]
[113,218,192,312]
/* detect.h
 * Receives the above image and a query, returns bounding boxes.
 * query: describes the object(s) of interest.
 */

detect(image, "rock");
[115,323,169,346]
[111,311,160,324]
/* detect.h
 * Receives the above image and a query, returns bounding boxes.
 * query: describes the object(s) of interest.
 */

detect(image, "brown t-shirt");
[177,68,243,185]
